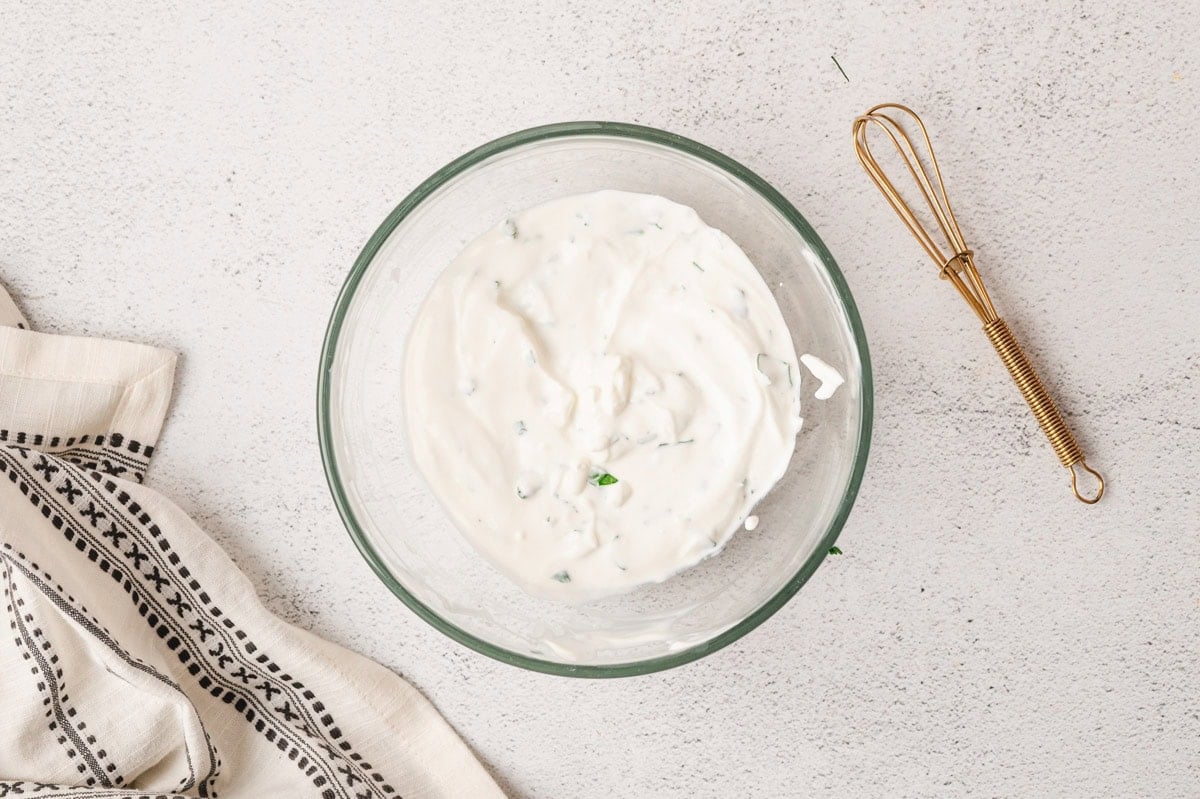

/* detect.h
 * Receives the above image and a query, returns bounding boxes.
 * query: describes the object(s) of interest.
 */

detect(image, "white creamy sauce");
[404,190,803,601]
[800,353,845,400]
[743,515,760,531]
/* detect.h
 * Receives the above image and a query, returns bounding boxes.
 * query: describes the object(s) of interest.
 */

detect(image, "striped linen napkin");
[0,282,504,798]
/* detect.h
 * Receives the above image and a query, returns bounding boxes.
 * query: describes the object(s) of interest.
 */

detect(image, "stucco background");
[3,1,1197,795]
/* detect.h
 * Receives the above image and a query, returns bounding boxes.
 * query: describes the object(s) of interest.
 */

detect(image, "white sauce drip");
[404,191,802,601]
[800,353,844,400]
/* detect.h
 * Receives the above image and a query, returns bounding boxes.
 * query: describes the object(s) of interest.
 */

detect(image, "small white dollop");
[743,515,760,531]
[800,353,845,400]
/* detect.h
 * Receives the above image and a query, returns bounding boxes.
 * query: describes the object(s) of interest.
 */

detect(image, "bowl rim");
[317,121,873,678]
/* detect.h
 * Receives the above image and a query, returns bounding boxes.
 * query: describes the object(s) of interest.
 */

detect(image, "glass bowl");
[318,122,872,677]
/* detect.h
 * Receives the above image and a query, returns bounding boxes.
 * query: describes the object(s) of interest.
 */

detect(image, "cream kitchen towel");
[0,282,505,798]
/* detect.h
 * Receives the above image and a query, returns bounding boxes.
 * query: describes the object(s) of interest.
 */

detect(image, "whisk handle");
[982,318,1105,504]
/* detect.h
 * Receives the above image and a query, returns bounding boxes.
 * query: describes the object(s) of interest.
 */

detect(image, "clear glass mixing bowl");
[318,122,872,676]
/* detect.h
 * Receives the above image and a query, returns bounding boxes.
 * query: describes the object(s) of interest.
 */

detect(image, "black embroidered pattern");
[0,442,399,799]
[0,784,188,798]
[0,545,222,795]
[2,561,114,787]
[57,448,147,482]
[0,432,152,484]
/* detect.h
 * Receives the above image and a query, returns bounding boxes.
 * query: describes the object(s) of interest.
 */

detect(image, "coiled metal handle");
[983,318,1104,503]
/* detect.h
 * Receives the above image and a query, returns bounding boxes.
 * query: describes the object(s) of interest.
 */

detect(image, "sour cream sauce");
[404,191,803,601]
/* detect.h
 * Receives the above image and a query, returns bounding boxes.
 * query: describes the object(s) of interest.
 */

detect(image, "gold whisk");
[853,103,1104,504]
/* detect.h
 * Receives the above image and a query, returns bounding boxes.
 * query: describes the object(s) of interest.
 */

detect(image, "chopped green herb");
[590,472,618,486]
[502,219,518,238]
[692,261,705,272]
[651,222,663,230]
[756,353,767,375]
[516,487,529,499]
[657,438,695,447]
[828,546,843,555]
[551,570,571,583]
[514,420,527,436]
[787,362,794,387]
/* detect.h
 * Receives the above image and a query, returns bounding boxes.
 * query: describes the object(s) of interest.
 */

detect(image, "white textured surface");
[3,2,1198,795]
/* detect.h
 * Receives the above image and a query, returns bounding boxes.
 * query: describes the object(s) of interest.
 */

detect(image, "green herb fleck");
[755,353,767,375]
[514,420,527,436]
[588,471,619,487]
[787,362,794,387]
[692,261,705,272]
[657,438,695,447]
[828,546,843,555]
[651,222,663,230]
[516,487,529,499]
[551,570,571,583]
[502,219,518,239]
